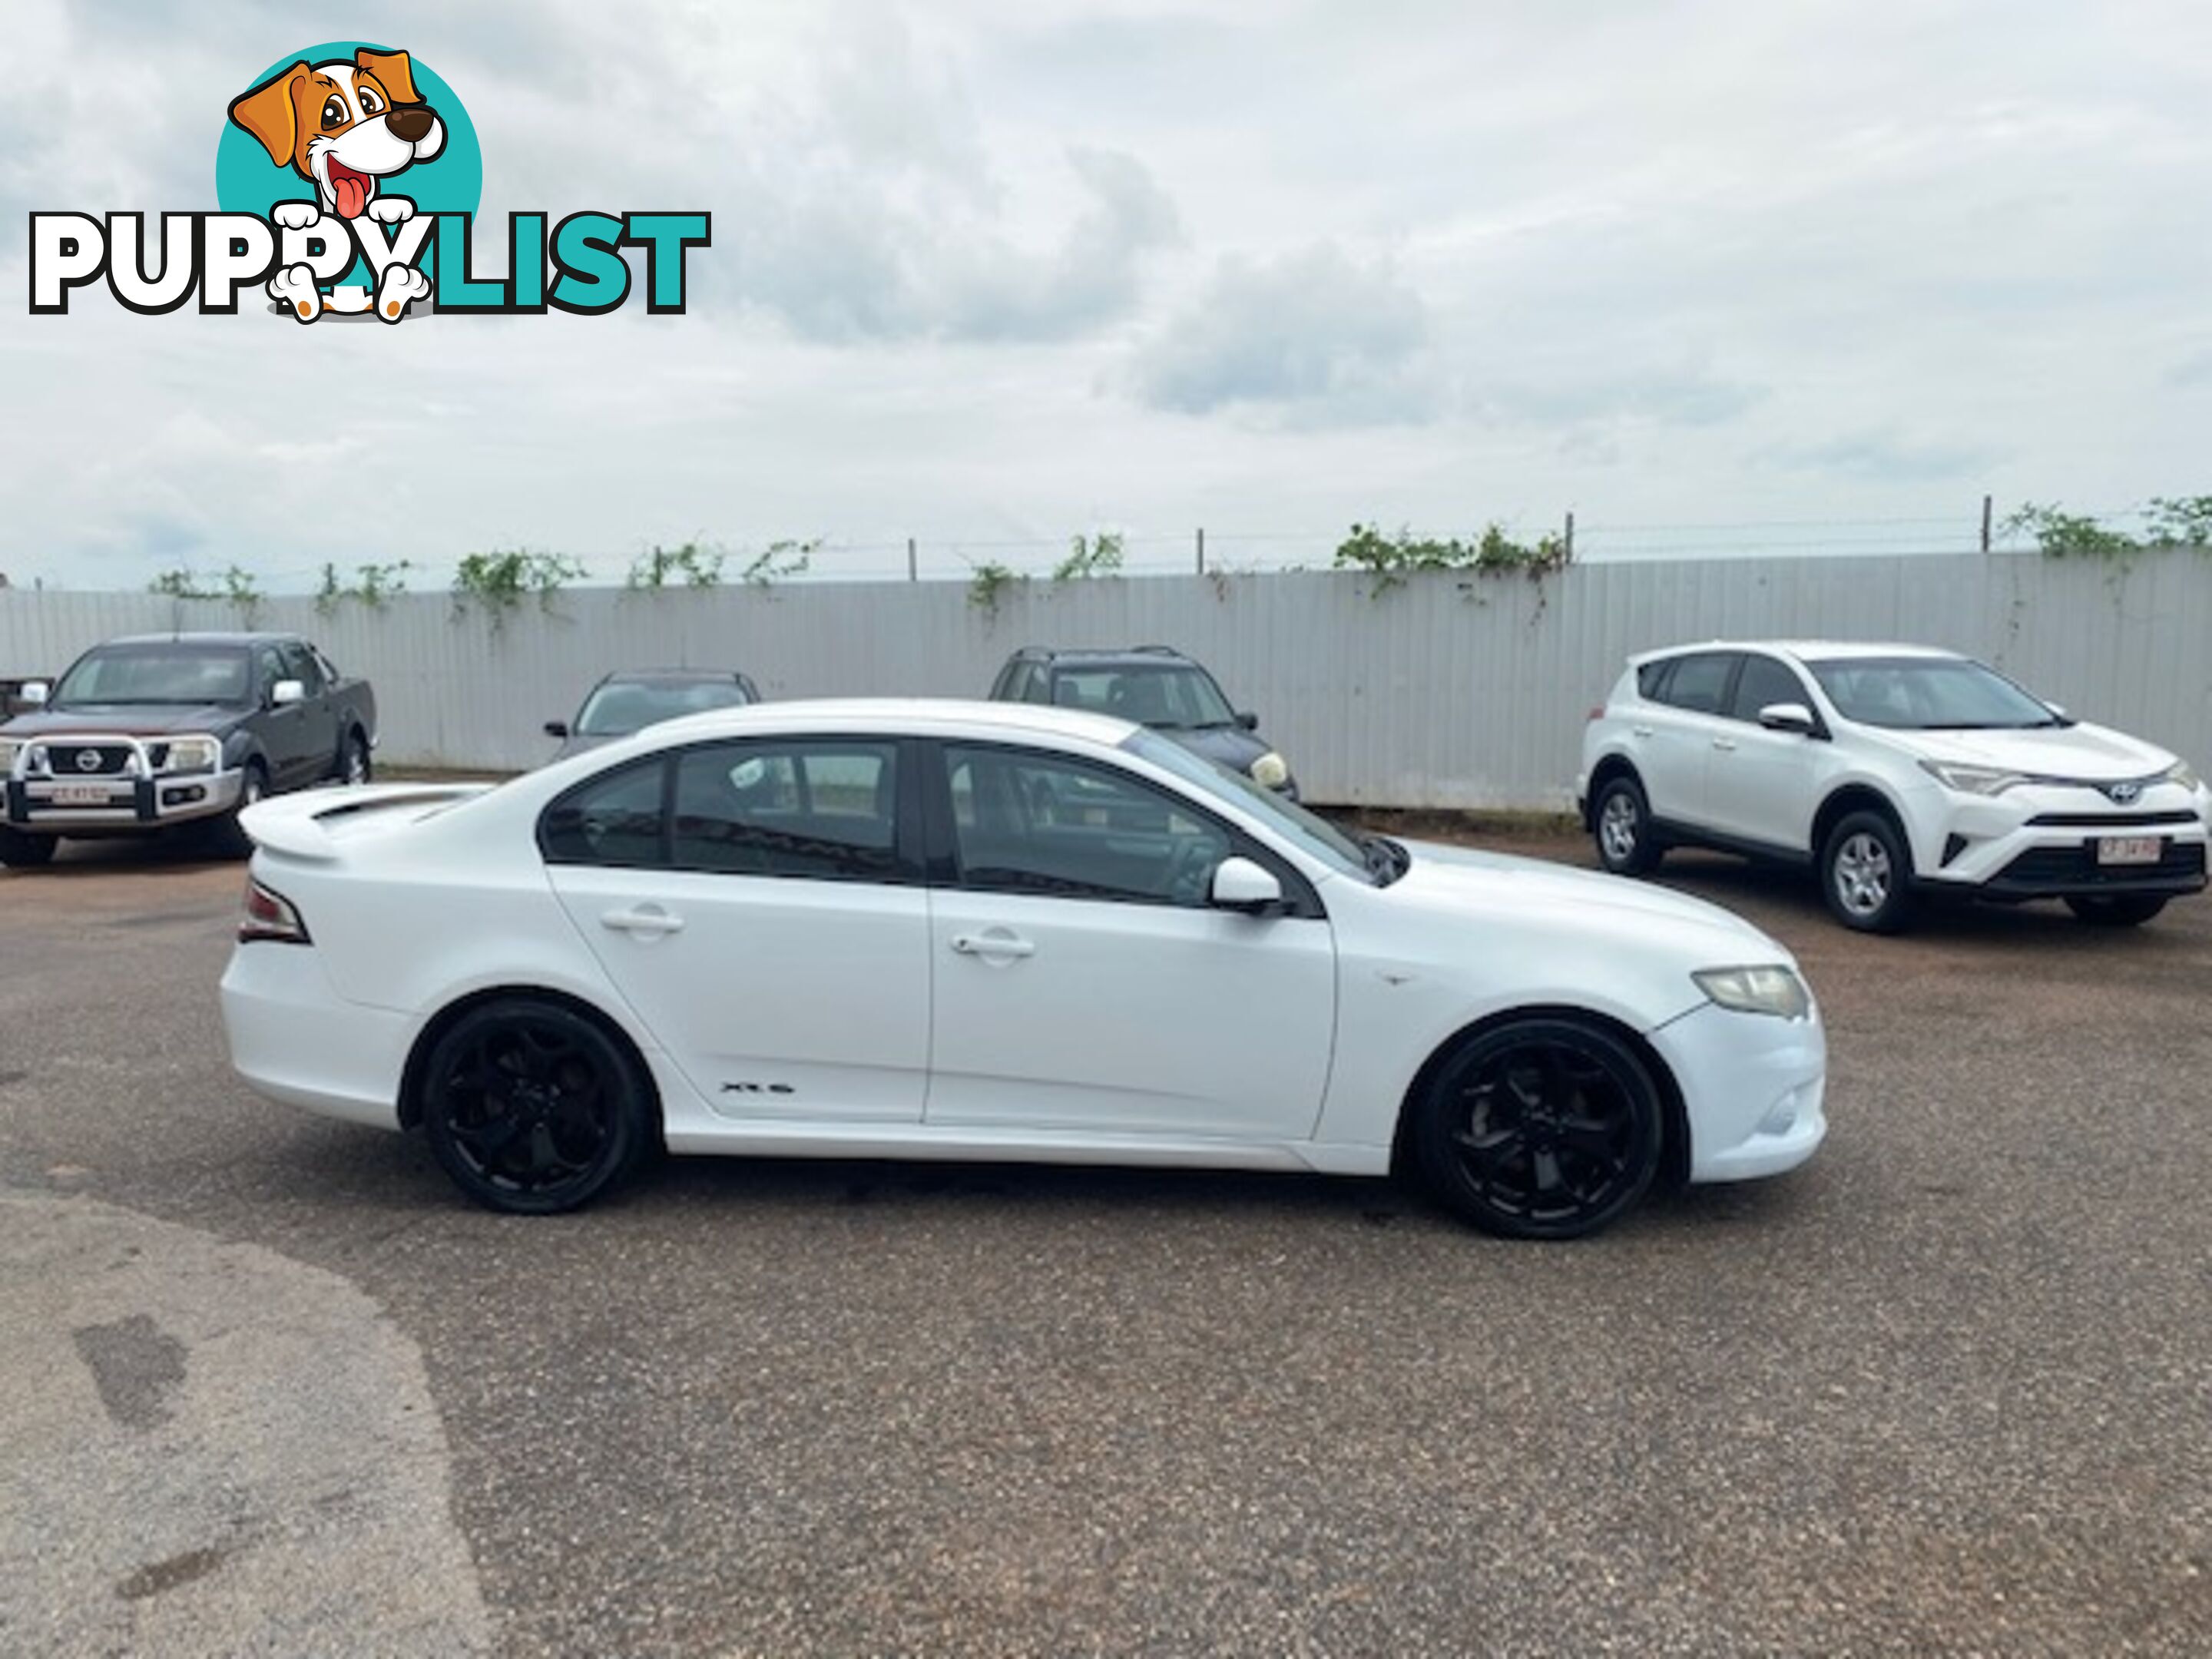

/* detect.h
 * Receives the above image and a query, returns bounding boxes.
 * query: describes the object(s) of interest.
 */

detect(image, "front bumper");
[1906,780,2211,900]
[1651,998,1828,1184]
[4,764,243,833]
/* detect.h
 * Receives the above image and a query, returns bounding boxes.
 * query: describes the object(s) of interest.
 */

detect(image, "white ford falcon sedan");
[221,700,1825,1239]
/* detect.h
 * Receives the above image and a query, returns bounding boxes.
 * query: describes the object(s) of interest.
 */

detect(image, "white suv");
[1577,641,2211,932]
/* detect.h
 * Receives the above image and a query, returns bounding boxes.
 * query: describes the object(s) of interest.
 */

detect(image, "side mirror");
[270,679,306,708]
[544,720,570,738]
[1235,710,1260,731]
[1757,701,1817,736]
[20,680,48,707]
[1210,856,1283,914]
[2045,703,2068,720]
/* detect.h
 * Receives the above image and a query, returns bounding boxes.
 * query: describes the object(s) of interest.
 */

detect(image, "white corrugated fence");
[3,551,2208,808]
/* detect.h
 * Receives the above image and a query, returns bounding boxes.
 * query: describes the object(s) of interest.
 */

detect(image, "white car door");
[1701,652,1826,853]
[922,741,1336,1141]
[1637,651,1739,830]
[544,740,931,1122]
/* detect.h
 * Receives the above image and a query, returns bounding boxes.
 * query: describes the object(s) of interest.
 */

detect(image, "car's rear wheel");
[419,1000,651,1214]
[336,730,372,786]
[1593,776,1662,876]
[0,827,58,868]
[1411,1017,1664,1240]
[1820,810,1915,933]
[2064,893,2168,927]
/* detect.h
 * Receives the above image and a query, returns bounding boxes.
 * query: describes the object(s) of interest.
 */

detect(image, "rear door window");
[1654,652,1737,715]
[670,740,902,881]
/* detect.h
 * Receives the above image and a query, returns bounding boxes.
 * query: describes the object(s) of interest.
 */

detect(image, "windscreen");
[54,648,251,707]
[1810,657,2059,730]
[576,679,751,737]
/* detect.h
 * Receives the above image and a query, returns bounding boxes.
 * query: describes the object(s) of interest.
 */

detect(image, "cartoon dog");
[227,48,445,323]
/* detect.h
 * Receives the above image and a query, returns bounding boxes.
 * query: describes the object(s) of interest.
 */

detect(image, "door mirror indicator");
[1210,856,1283,914]
[1757,701,1818,736]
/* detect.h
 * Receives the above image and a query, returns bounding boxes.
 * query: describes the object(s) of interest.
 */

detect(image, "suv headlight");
[1918,760,2028,796]
[1249,750,1290,790]
[0,737,21,773]
[2163,760,2201,793]
[159,736,222,775]
[1694,965,1812,1021]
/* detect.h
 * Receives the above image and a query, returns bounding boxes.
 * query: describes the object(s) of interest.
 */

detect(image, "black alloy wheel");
[419,999,649,1214]
[1413,1017,1664,1240]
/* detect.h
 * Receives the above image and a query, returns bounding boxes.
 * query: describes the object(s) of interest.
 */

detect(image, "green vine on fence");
[316,559,413,615]
[967,560,1022,618]
[737,538,817,588]
[2002,495,2212,565]
[625,540,725,590]
[1052,532,1124,583]
[452,548,586,623]
[1333,522,1571,598]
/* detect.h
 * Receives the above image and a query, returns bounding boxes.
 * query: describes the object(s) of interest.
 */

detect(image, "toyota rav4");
[1577,641,2210,932]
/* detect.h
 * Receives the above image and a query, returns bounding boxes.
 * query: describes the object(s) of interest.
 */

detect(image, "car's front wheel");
[1820,810,1915,933]
[0,827,58,868]
[419,999,652,1214]
[1411,1017,1664,1240]
[1592,776,1662,876]
[2064,893,2168,927]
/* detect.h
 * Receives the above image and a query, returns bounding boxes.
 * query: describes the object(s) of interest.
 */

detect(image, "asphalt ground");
[2,824,2208,1656]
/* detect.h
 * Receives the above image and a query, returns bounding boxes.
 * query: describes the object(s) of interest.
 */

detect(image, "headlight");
[2164,760,2201,793]
[1694,965,1812,1021]
[1249,750,1290,790]
[1918,760,2028,796]
[159,736,221,774]
[0,737,20,773]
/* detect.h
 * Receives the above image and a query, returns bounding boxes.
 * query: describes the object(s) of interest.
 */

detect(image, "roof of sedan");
[645,696,1139,745]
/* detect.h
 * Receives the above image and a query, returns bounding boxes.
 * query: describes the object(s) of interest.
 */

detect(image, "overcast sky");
[4,0,2208,589]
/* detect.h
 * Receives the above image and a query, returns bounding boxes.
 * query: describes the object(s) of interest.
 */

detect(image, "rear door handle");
[950,931,1035,959]
[601,905,684,937]
[1711,737,1737,752]
[1631,724,1654,738]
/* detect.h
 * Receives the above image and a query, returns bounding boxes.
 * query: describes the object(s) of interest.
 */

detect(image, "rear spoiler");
[240,782,492,862]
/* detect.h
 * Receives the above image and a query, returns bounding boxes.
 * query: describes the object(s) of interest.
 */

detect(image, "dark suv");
[987,645,1299,796]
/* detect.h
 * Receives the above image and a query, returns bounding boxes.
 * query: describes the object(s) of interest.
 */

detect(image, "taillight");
[240,878,310,944]
[1586,705,1605,722]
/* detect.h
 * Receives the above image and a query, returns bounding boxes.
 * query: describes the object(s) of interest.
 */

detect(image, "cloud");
[1482,365,1767,431]
[1131,243,1439,424]
[1763,429,2000,483]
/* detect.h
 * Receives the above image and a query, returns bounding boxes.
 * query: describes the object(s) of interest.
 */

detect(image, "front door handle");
[1711,737,1737,751]
[601,905,684,938]
[950,930,1035,959]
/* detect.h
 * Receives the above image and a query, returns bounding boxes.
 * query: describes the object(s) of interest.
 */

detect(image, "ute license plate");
[48,784,120,807]
[2095,836,2163,866]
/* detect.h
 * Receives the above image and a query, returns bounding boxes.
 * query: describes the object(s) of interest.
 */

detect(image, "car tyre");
[419,999,651,1215]
[1820,809,1916,934]
[2064,893,2167,927]
[335,730,373,786]
[1411,1016,1664,1240]
[1592,776,1662,876]
[0,827,58,868]
[213,762,268,858]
